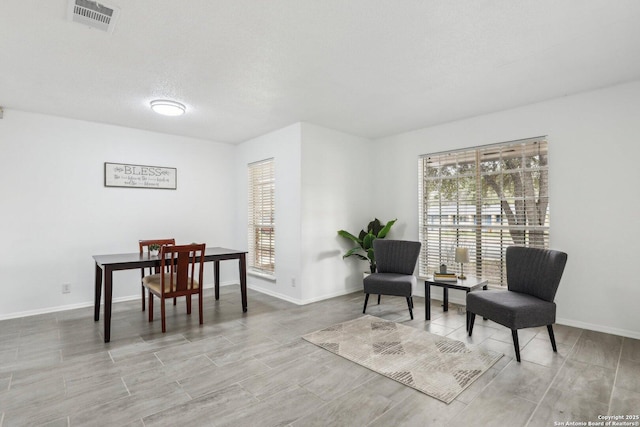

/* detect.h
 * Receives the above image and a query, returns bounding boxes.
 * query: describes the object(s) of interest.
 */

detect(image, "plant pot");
[150,250,159,256]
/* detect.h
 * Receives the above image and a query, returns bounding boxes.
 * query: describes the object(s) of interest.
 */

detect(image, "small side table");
[422,276,488,331]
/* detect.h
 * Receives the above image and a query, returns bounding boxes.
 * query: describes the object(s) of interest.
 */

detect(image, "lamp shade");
[455,247,469,263]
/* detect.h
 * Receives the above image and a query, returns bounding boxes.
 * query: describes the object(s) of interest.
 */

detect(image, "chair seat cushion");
[142,273,199,293]
[466,289,556,329]
[363,273,415,297]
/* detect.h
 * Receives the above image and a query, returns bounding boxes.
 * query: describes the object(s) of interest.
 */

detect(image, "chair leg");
[161,299,166,333]
[468,312,476,336]
[173,297,177,306]
[363,293,370,314]
[186,295,192,314]
[377,294,381,305]
[547,325,558,352]
[198,293,203,325]
[142,285,146,311]
[148,293,154,322]
[511,329,521,362]
[406,297,413,320]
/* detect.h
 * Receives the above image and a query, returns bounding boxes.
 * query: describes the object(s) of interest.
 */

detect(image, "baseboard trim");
[555,317,640,340]
[0,281,233,321]
[0,300,99,320]
[3,284,639,340]
[423,296,640,340]
[427,297,640,340]
[247,284,302,305]
[246,284,362,306]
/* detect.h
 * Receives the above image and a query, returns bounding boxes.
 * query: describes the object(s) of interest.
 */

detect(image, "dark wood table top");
[93,247,247,266]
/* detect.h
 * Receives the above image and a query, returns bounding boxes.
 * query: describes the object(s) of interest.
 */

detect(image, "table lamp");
[455,247,469,280]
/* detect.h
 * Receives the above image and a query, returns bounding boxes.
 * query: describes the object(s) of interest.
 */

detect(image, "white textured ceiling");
[1,1,640,144]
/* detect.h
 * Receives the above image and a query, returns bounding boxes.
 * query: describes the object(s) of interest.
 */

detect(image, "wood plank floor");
[1,285,638,426]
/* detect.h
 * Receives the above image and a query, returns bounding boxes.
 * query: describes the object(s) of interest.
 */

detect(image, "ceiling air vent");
[67,0,120,33]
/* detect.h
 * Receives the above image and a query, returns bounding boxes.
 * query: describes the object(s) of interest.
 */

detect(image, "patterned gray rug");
[302,315,502,403]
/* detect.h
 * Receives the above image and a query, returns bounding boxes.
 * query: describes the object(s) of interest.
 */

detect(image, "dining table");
[93,247,247,342]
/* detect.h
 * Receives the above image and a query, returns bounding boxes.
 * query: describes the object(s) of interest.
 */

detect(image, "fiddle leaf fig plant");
[338,218,397,273]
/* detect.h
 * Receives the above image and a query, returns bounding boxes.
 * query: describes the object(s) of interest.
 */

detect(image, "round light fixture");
[150,99,186,116]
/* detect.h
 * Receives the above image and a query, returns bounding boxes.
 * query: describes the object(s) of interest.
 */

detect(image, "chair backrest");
[139,238,176,276]
[374,239,421,275]
[159,243,206,295]
[139,238,176,254]
[506,246,568,302]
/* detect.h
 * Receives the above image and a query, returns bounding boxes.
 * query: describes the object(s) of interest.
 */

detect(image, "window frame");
[248,158,275,276]
[418,137,549,286]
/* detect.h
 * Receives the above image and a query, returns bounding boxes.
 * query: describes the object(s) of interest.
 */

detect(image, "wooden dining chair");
[139,238,175,311]
[142,243,206,333]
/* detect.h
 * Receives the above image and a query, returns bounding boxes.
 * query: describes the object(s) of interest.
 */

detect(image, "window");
[248,158,275,275]
[418,137,549,286]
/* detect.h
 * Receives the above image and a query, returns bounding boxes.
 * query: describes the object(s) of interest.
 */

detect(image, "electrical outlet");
[291,278,296,287]
[62,283,71,294]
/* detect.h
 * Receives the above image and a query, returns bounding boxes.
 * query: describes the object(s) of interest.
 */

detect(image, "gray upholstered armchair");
[467,246,568,362]
[363,239,421,320]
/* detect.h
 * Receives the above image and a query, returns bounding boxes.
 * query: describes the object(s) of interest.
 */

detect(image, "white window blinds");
[418,137,549,286]
[248,158,275,274]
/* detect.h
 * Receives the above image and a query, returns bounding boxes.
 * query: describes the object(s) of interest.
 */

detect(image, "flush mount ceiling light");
[150,100,186,116]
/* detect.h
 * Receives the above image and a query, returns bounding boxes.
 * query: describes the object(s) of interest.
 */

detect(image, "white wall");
[0,110,237,318]
[4,81,639,339]
[299,123,372,302]
[372,81,640,339]
[234,123,303,302]
[234,122,378,305]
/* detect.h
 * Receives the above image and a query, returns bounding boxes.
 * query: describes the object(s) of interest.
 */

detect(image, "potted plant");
[149,244,161,256]
[338,218,397,273]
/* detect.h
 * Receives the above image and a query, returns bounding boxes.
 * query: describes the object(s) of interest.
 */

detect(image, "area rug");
[302,315,502,404]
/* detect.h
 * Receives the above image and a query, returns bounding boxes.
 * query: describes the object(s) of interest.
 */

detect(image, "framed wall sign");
[104,162,177,189]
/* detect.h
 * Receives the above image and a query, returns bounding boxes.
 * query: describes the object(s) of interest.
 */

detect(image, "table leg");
[214,260,220,300]
[482,284,488,320]
[465,290,470,331]
[94,263,102,321]
[443,286,449,312]
[425,281,431,320]
[104,266,113,343]
[239,253,247,312]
